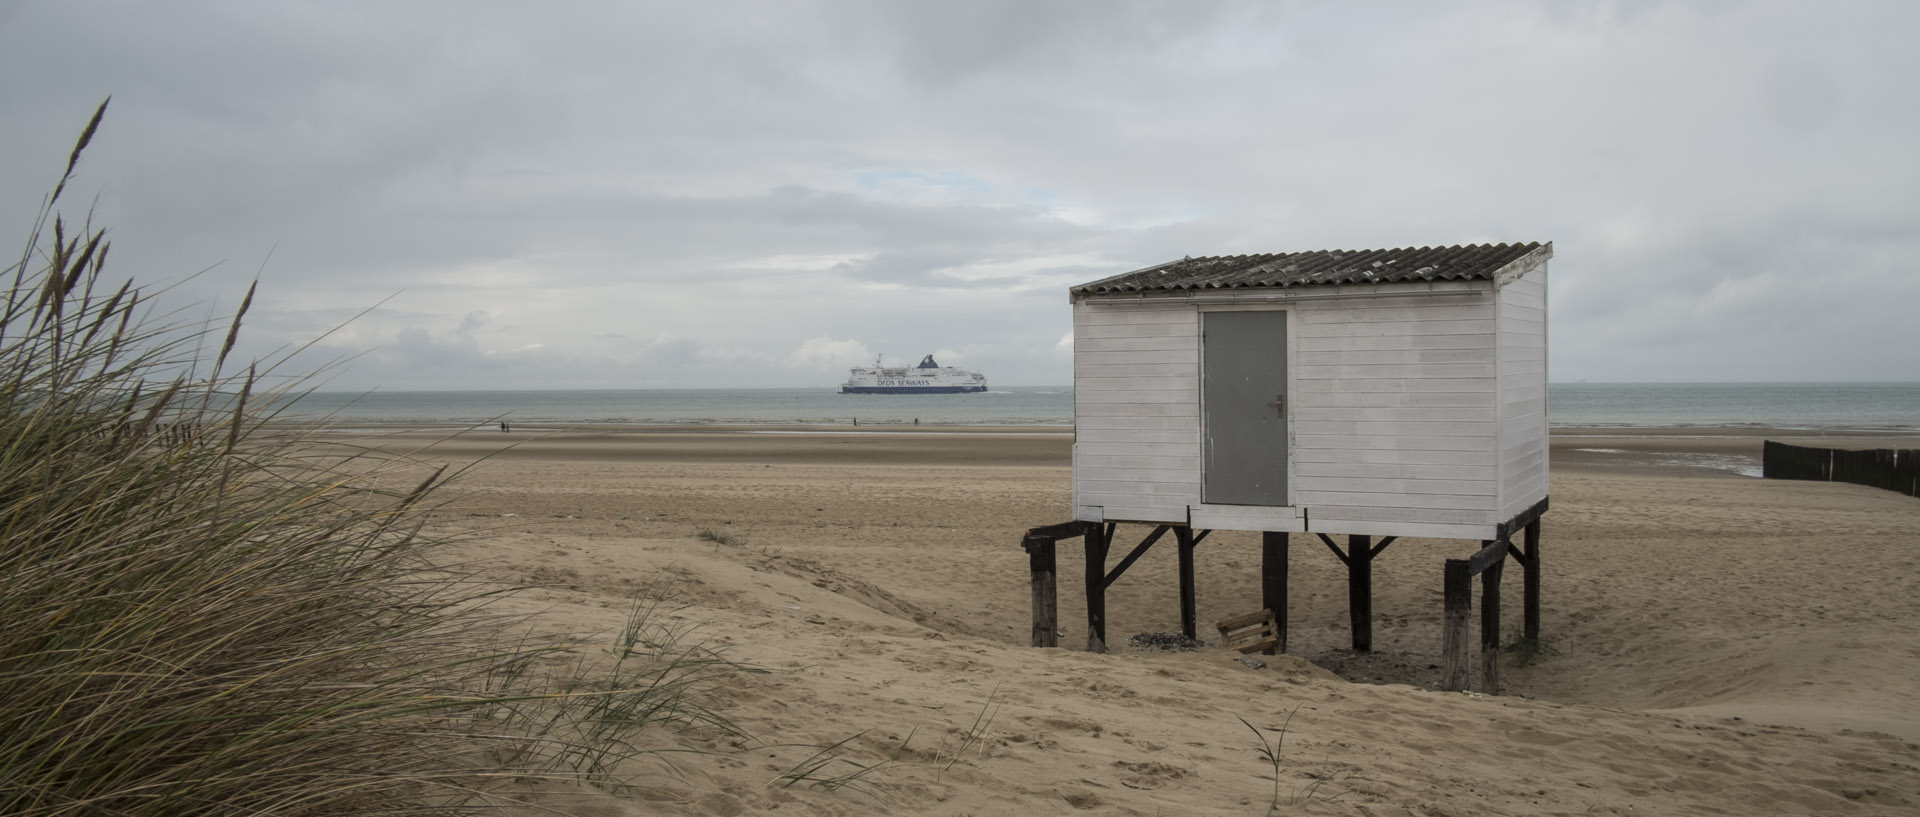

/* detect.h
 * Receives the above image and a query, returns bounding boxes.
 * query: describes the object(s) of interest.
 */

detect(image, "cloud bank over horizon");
[3,1,1914,389]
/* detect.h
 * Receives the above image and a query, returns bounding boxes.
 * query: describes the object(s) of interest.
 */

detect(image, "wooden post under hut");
[1260,532,1287,655]
[1176,526,1199,641]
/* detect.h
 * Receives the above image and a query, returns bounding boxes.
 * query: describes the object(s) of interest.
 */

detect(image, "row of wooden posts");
[1021,508,1543,694]
[1762,441,1920,497]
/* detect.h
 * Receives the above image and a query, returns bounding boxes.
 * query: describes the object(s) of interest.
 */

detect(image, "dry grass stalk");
[0,101,750,817]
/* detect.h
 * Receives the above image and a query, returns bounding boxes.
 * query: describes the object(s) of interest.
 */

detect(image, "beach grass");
[696,527,746,547]
[772,728,915,802]
[1505,635,1561,668]
[1239,706,1352,813]
[0,101,746,816]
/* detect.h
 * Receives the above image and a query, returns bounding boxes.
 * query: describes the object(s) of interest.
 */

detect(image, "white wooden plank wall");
[1496,265,1550,520]
[1071,284,1523,538]
[1290,290,1502,532]
[1072,301,1201,522]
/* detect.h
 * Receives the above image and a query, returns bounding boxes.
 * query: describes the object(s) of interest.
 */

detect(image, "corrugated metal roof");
[1071,242,1549,297]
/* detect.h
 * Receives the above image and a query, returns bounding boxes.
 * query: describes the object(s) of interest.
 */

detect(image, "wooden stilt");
[1175,526,1198,641]
[1481,549,1503,694]
[1261,531,1288,655]
[1025,535,1057,648]
[1523,519,1541,643]
[1085,525,1110,653]
[1441,558,1471,692]
[1349,534,1373,652]
[1445,538,1509,691]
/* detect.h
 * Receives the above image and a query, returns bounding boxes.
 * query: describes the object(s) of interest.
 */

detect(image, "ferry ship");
[839,355,988,395]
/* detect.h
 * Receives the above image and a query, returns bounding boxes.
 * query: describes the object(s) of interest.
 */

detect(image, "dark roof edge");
[1069,274,1492,305]
[1068,256,1187,296]
[1070,242,1553,301]
[1491,241,1555,288]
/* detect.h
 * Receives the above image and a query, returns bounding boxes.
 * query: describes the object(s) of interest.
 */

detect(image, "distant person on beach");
[500,421,509,433]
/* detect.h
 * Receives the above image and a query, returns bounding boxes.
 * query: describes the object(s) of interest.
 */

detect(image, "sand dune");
[331,427,1920,815]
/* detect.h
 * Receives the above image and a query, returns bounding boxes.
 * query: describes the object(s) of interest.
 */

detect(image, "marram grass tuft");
[0,101,747,816]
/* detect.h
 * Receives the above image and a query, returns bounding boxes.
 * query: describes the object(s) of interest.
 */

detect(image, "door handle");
[1272,394,1285,418]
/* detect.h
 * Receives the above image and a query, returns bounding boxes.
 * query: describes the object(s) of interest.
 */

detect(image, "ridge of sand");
[327,428,1919,815]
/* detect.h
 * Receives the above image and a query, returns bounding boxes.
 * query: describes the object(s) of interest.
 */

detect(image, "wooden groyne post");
[1764,441,1919,497]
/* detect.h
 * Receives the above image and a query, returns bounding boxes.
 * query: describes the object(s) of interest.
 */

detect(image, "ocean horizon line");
[275,382,1920,432]
[304,379,1919,394]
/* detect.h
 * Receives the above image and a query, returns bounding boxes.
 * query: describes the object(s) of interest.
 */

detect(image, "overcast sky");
[2,1,1914,389]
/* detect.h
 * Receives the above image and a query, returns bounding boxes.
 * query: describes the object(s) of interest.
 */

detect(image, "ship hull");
[840,385,988,395]
[840,354,988,394]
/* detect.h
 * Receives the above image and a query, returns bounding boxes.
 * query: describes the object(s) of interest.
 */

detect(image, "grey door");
[1202,311,1288,505]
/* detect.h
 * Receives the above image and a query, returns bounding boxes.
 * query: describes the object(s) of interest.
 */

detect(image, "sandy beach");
[323,425,1920,815]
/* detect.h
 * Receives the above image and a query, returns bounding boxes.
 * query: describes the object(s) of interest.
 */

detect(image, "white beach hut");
[1022,242,1551,692]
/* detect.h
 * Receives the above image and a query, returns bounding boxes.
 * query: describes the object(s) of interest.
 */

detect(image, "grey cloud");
[5,0,1918,388]
[638,339,703,369]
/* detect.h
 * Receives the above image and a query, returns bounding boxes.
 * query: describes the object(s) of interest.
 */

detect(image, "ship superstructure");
[839,355,988,395]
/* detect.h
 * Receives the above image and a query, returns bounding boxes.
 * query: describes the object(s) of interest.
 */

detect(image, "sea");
[281,382,1920,432]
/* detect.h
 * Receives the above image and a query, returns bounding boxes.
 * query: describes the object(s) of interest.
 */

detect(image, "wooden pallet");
[1215,608,1278,654]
